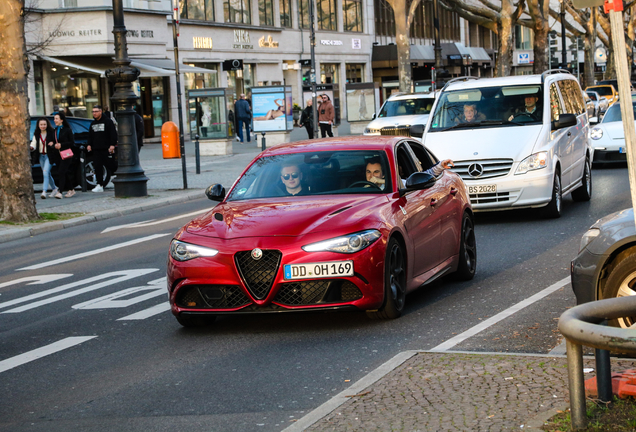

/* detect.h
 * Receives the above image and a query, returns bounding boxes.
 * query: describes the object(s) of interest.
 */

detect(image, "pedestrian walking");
[235,93,252,143]
[134,110,144,153]
[299,99,314,139]
[50,112,76,199]
[318,94,335,137]
[87,105,118,193]
[30,118,58,199]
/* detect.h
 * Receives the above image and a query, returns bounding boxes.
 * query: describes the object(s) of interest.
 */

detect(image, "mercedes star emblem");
[251,248,263,260]
[468,163,484,178]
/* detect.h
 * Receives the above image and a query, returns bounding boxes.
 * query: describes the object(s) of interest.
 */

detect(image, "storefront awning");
[39,55,107,77]
[38,56,212,77]
[131,59,216,74]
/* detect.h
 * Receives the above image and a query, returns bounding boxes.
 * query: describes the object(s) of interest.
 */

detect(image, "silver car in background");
[585,90,609,120]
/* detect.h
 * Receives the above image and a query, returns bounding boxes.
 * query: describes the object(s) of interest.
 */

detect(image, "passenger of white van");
[457,103,486,124]
[508,95,541,121]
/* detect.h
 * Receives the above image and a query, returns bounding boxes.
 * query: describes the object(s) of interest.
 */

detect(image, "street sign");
[518,53,530,64]
[594,47,606,63]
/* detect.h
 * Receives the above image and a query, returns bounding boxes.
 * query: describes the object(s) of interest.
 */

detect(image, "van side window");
[557,80,576,114]
[570,81,586,114]
[550,83,564,121]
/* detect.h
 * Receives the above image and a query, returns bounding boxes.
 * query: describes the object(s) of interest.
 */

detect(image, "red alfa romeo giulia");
[167,136,476,327]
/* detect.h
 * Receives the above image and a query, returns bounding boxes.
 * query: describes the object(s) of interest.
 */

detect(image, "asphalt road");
[0,165,631,432]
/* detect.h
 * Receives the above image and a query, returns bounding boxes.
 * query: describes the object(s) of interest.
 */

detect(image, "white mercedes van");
[419,71,593,217]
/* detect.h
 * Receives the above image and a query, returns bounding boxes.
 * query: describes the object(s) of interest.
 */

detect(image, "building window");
[227,64,254,100]
[280,0,292,27]
[318,0,337,31]
[343,0,362,32]
[179,0,214,20]
[346,64,364,83]
[321,63,339,84]
[225,0,251,24]
[51,67,100,118]
[259,0,274,26]
[184,63,219,92]
[515,25,534,50]
[374,0,395,37]
[299,0,310,28]
[33,61,45,116]
[406,0,461,42]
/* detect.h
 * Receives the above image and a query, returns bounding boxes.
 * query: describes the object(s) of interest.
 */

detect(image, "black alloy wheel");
[454,212,477,280]
[367,238,407,320]
[541,171,562,218]
[572,157,592,202]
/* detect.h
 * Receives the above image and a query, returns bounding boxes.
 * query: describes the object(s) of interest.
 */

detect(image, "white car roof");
[443,73,575,91]
[387,92,436,101]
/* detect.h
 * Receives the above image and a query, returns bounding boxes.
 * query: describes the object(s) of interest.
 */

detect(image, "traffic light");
[577,36,584,50]
[302,69,310,86]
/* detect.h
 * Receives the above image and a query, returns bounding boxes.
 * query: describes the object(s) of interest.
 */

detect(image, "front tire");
[572,157,592,202]
[602,254,636,328]
[541,171,562,218]
[366,238,407,320]
[454,212,477,281]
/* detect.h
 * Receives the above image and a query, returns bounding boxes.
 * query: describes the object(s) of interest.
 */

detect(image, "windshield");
[601,102,636,123]
[586,92,598,101]
[588,86,613,96]
[227,150,393,201]
[429,85,543,131]
[378,97,434,118]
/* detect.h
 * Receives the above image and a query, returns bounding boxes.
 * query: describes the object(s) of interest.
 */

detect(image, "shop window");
[374,0,395,37]
[515,25,533,50]
[179,0,214,20]
[225,0,251,24]
[321,63,339,84]
[318,0,336,31]
[343,0,362,32]
[184,63,219,91]
[299,0,310,29]
[227,64,254,100]
[259,0,274,26]
[33,61,45,116]
[346,64,364,83]
[280,0,292,27]
[51,66,100,118]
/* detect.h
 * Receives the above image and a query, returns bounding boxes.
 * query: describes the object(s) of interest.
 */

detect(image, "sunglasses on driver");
[281,172,300,180]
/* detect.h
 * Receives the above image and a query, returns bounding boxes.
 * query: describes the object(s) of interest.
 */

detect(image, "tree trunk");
[388,0,412,92]
[527,0,549,73]
[0,0,38,222]
[584,8,597,87]
[496,2,514,77]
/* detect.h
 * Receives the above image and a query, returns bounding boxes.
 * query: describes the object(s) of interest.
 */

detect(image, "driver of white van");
[508,95,540,121]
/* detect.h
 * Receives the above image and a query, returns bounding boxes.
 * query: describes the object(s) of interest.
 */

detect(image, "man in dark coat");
[235,93,252,143]
[134,111,144,153]
[87,104,118,192]
[299,99,314,139]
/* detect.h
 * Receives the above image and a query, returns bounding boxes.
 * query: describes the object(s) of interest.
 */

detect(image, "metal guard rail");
[558,295,636,430]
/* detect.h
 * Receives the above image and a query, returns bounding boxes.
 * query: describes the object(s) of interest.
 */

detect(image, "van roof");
[443,73,574,91]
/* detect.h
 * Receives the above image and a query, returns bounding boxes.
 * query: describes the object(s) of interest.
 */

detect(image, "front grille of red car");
[176,285,251,309]
[235,250,282,300]
[275,280,362,306]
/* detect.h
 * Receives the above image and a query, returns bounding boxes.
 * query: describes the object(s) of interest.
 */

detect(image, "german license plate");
[468,184,497,194]
[620,147,626,154]
[284,261,354,280]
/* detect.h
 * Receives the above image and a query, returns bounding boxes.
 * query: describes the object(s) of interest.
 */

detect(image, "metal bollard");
[79,146,87,192]
[595,320,613,403]
[566,339,587,430]
[261,132,266,151]
[195,134,200,175]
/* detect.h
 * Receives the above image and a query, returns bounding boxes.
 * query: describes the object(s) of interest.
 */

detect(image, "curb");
[0,189,205,244]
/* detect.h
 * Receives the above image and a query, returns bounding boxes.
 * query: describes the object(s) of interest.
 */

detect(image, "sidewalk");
[294,350,636,432]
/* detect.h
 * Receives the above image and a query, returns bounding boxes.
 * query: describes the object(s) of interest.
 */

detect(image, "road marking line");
[282,350,419,432]
[430,276,571,352]
[17,234,171,271]
[0,274,73,289]
[0,336,97,374]
[0,269,158,313]
[118,302,171,320]
[101,209,207,233]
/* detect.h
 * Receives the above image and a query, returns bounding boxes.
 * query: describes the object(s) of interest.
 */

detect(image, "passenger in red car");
[365,157,386,189]
[280,164,306,196]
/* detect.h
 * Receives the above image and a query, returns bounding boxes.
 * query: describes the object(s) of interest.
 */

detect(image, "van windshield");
[378,97,434,118]
[428,85,543,132]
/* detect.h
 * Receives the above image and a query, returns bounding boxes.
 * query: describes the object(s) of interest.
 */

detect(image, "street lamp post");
[309,0,319,138]
[106,0,148,197]
[560,0,567,69]
[433,0,443,70]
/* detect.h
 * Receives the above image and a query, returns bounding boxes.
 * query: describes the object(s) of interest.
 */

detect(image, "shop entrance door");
[139,77,168,138]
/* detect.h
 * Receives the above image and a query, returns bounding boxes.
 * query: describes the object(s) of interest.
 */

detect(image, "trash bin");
[162,121,180,159]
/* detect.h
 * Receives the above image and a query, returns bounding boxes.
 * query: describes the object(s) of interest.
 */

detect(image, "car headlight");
[364,128,370,134]
[302,230,382,254]
[579,228,600,253]
[515,152,548,175]
[170,239,219,261]
[590,128,604,140]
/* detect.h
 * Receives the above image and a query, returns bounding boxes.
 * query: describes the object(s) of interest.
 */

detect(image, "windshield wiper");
[438,120,504,131]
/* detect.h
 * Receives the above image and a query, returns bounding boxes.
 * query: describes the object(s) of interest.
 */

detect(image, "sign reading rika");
[233,29,253,49]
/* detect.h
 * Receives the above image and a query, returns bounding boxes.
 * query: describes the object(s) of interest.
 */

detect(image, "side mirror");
[552,113,577,130]
[589,116,599,125]
[404,172,436,191]
[372,112,376,120]
[409,124,425,138]
[205,184,226,201]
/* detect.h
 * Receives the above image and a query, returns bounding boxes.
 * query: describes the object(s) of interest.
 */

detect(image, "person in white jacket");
[30,118,58,199]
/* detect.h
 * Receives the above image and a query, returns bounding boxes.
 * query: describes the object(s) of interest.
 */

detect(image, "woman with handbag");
[51,112,76,198]
[30,118,59,199]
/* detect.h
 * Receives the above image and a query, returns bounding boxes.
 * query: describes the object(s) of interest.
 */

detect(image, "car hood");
[367,114,430,130]
[423,125,543,162]
[185,195,386,239]
[587,208,636,254]
[601,121,632,140]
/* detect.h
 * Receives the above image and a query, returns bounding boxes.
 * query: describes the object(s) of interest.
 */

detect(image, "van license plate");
[468,185,497,194]
[284,261,354,280]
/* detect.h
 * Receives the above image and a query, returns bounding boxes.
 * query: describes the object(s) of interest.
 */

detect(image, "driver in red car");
[366,157,455,190]
[280,163,307,196]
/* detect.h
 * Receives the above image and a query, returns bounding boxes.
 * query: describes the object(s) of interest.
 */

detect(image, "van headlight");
[590,128,604,140]
[302,230,381,253]
[170,239,218,261]
[515,152,548,175]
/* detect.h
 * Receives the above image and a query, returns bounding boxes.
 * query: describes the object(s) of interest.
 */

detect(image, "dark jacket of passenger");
[88,115,118,151]
[48,125,75,164]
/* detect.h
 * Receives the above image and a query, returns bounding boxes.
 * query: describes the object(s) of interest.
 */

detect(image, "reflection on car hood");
[601,120,635,140]
[423,125,542,162]
[366,114,430,130]
[186,195,384,239]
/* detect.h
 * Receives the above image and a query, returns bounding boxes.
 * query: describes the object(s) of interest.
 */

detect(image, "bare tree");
[0,0,38,222]
[526,0,550,73]
[385,0,411,92]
